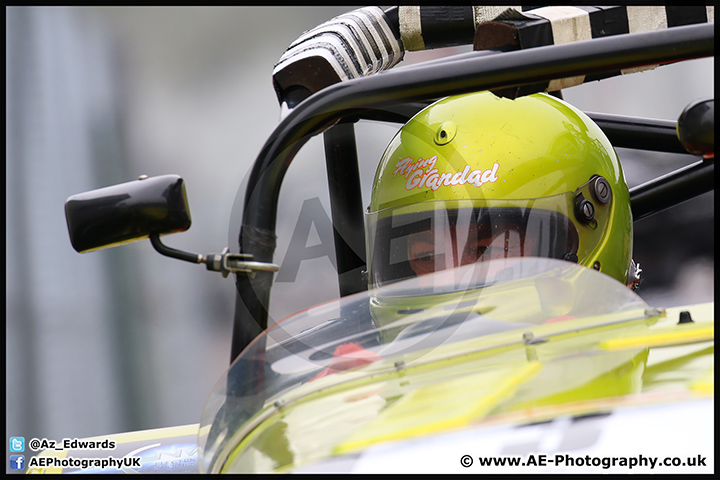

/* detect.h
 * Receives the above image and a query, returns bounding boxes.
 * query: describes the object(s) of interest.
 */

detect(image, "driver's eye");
[414,251,434,263]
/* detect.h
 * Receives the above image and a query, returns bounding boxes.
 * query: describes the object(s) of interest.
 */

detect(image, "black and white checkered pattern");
[273,6,714,104]
[399,6,714,51]
[398,6,523,50]
[468,6,715,94]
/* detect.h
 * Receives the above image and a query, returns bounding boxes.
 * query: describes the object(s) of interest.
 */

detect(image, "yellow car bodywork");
[215,301,713,473]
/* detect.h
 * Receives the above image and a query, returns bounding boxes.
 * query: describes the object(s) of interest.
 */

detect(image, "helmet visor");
[366,193,599,287]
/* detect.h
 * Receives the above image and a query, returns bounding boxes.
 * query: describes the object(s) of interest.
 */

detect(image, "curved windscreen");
[198,257,647,473]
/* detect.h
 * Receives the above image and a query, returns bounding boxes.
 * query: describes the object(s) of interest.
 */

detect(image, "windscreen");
[197,257,648,473]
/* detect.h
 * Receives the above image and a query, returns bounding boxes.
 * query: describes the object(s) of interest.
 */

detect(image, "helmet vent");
[434,121,457,145]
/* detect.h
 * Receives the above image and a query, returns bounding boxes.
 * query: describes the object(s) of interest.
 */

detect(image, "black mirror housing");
[65,174,192,253]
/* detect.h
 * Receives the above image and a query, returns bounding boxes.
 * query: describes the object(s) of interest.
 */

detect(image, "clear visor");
[367,185,609,287]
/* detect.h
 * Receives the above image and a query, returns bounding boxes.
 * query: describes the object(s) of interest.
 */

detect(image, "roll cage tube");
[231,23,714,363]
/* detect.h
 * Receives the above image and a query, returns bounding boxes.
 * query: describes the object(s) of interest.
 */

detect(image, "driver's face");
[407,222,535,276]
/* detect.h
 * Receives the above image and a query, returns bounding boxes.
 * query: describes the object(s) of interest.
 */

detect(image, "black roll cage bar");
[230,23,714,363]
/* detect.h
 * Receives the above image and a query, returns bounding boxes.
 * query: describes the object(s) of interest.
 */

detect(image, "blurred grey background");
[6,5,714,464]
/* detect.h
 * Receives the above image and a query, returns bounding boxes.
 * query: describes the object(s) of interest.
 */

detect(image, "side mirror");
[65,174,192,253]
[65,174,278,277]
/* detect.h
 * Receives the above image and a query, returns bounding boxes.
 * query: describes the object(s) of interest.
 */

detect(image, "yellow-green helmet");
[366,91,634,288]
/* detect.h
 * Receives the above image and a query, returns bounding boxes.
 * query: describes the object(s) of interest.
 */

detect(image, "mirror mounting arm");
[149,233,203,264]
[149,233,279,278]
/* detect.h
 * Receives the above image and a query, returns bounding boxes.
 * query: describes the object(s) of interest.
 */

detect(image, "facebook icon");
[10,455,25,471]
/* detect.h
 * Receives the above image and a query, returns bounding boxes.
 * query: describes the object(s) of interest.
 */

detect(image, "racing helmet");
[366,91,636,289]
